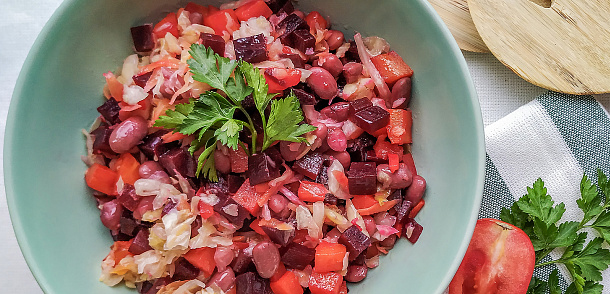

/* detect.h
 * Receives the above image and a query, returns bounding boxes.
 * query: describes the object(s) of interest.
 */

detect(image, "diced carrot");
[119,96,152,121]
[298,181,329,202]
[270,270,303,294]
[314,242,347,272]
[103,72,124,101]
[270,262,287,283]
[138,56,181,75]
[108,240,134,266]
[198,201,215,219]
[387,109,412,145]
[153,12,180,39]
[161,131,187,143]
[304,11,328,31]
[85,163,119,196]
[403,153,417,176]
[352,195,399,215]
[309,272,343,294]
[183,247,216,276]
[232,179,262,215]
[331,170,349,187]
[370,51,413,85]
[408,199,425,218]
[115,153,140,185]
[204,9,240,36]
[235,0,273,22]
[388,153,400,173]
[264,68,302,93]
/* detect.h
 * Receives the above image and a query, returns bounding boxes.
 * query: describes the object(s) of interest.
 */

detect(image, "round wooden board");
[428,0,488,52]
[468,0,610,94]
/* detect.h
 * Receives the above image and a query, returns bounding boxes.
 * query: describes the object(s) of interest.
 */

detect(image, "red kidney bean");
[208,268,235,292]
[377,163,413,189]
[214,247,235,272]
[279,141,307,162]
[138,161,164,178]
[363,216,376,236]
[100,199,123,231]
[327,151,351,169]
[315,54,343,78]
[406,175,426,203]
[327,127,347,152]
[325,30,345,51]
[343,62,363,84]
[321,102,350,122]
[306,67,338,100]
[312,122,328,141]
[109,116,148,153]
[252,241,280,278]
[345,265,368,282]
[214,149,232,174]
[268,194,288,214]
[390,77,412,108]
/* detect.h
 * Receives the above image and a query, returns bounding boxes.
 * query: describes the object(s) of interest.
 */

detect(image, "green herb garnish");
[154,44,315,181]
[501,169,610,294]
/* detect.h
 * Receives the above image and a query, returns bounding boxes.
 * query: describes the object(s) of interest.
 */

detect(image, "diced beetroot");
[291,88,316,105]
[266,0,290,13]
[395,199,413,225]
[280,242,315,270]
[324,193,338,206]
[347,133,375,162]
[213,192,249,228]
[139,131,169,159]
[133,71,153,88]
[200,33,226,57]
[289,29,315,54]
[91,125,115,155]
[321,102,350,122]
[232,249,255,274]
[343,41,361,63]
[234,34,268,63]
[277,14,308,43]
[404,218,423,244]
[120,214,138,236]
[173,257,201,281]
[338,225,371,261]
[261,225,295,247]
[292,152,324,180]
[280,53,306,68]
[353,106,390,134]
[277,0,294,14]
[227,174,245,193]
[97,98,121,125]
[348,98,372,118]
[158,147,196,178]
[129,229,152,255]
[364,149,386,163]
[138,277,172,294]
[248,152,281,185]
[162,199,178,216]
[117,184,140,211]
[315,164,329,185]
[347,162,377,195]
[236,272,272,294]
[130,23,154,52]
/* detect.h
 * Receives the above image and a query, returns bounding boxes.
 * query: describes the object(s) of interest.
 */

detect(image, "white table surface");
[1,0,604,293]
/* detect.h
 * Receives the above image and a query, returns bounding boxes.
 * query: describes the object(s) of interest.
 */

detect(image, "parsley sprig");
[500,169,610,294]
[154,44,315,180]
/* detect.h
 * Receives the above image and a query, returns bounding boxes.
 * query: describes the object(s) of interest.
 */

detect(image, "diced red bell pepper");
[249,219,268,236]
[198,201,215,219]
[351,195,399,216]
[338,281,348,294]
[408,199,425,218]
[387,109,412,145]
[403,153,417,176]
[271,270,304,294]
[304,11,328,31]
[183,247,216,276]
[370,51,413,85]
[309,272,343,294]
[388,153,400,173]
[314,242,347,272]
[373,139,403,161]
[103,72,123,101]
[204,9,240,36]
[298,181,329,202]
[115,153,140,185]
[85,163,119,196]
[153,12,180,39]
[264,68,302,93]
[184,2,209,24]
[235,0,273,22]
[232,179,262,214]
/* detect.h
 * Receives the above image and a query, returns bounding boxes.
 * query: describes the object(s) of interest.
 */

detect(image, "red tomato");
[448,218,535,294]
[235,0,273,22]
[304,11,329,31]
[153,12,180,39]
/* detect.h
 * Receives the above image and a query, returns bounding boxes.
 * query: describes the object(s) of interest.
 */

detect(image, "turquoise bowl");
[5,0,484,293]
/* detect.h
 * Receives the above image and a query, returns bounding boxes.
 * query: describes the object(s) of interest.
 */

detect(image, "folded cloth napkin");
[480,91,610,290]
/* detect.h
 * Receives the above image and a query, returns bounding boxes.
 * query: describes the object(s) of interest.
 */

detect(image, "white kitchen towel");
[480,91,610,290]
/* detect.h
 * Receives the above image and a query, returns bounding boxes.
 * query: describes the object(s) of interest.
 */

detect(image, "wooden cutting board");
[468,0,610,94]
[428,0,488,52]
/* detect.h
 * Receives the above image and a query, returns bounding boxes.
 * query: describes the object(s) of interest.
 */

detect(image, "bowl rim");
[4,0,485,293]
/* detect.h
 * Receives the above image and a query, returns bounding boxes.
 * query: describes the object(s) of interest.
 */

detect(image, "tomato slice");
[448,218,535,294]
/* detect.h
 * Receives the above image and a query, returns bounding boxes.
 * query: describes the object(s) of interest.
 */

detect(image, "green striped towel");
[480,91,610,290]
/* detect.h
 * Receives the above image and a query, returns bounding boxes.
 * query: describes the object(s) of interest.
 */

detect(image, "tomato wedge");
[448,218,535,294]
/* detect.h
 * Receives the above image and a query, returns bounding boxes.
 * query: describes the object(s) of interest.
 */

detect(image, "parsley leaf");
[153,99,195,129]
[188,44,237,93]
[577,175,603,226]
[263,93,317,150]
[516,178,565,226]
